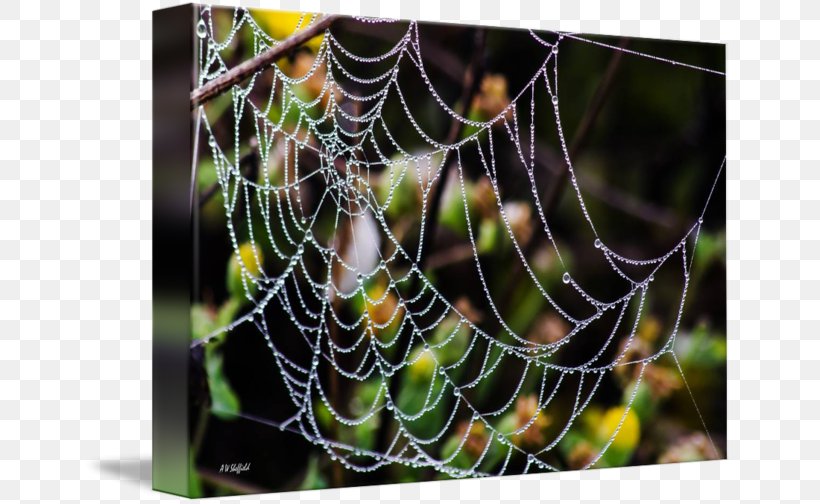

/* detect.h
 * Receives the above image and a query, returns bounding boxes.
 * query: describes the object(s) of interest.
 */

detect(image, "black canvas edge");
[152,3,195,498]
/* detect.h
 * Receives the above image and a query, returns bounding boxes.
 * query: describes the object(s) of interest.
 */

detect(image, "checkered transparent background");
[0,0,817,501]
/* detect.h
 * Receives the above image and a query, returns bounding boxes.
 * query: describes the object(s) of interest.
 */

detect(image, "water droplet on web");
[312,356,319,367]
[196,19,208,39]
[297,244,304,254]
[562,272,571,284]
[551,95,559,105]
[698,216,704,224]
[208,136,216,148]
[552,45,559,55]
[305,230,312,241]
[423,342,429,350]
[453,387,460,397]
[594,238,602,249]
[386,400,393,411]
[356,272,364,283]
[649,274,655,282]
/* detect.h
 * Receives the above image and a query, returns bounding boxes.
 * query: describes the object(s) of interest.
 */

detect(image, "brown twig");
[544,38,629,217]
[191,14,341,109]
[496,38,629,332]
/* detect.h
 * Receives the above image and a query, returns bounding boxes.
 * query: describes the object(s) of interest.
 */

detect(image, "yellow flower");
[226,242,264,299]
[237,242,263,276]
[599,405,640,452]
[408,347,436,383]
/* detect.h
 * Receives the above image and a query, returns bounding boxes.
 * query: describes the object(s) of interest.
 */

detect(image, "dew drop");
[698,216,704,224]
[594,238,602,249]
[305,230,312,241]
[356,272,364,283]
[453,387,460,397]
[208,136,216,148]
[551,45,559,55]
[649,274,655,282]
[562,272,571,284]
[297,244,304,254]
[312,356,319,367]
[386,400,394,411]
[196,19,208,39]
[423,342,429,350]
[551,95,559,105]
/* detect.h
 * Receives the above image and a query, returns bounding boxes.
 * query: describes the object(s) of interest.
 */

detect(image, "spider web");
[193,6,725,478]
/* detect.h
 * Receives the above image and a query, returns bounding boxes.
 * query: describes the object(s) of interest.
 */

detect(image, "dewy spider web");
[193,6,725,477]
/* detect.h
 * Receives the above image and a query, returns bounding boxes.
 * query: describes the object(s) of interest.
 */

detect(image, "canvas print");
[153,4,726,497]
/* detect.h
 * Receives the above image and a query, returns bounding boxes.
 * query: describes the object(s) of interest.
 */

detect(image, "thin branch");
[191,14,341,109]
[544,38,629,217]
[414,28,488,274]
[497,38,629,320]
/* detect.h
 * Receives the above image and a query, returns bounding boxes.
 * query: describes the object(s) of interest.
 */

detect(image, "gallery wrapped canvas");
[153,4,726,497]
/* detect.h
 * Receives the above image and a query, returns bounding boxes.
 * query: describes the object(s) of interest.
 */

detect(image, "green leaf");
[191,304,215,341]
[477,218,500,254]
[298,455,328,491]
[205,346,241,420]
